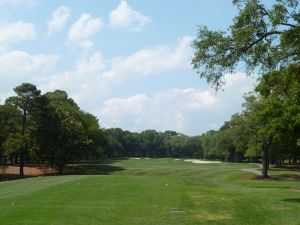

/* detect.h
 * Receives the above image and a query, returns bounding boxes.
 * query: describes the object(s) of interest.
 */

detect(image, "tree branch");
[240,31,282,53]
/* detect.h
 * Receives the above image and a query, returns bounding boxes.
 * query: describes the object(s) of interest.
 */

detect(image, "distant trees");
[102,129,203,159]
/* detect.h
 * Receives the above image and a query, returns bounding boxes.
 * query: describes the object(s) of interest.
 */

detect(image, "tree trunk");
[19,110,27,178]
[10,155,13,165]
[58,163,64,174]
[19,150,24,177]
[261,136,273,178]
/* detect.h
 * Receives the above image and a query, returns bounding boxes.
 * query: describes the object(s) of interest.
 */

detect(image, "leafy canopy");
[192,0,300,88]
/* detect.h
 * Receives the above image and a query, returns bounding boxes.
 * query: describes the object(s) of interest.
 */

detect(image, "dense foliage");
[0,84,106,175]
[192,0,300,88]
[102,128,203,159]
[192,0,300,176]
[198,64,300,173]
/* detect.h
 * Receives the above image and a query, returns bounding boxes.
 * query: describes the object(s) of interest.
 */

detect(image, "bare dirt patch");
[0,165,57,180]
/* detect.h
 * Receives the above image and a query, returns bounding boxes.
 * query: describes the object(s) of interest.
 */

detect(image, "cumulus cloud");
[0,51,58,92]
[40,36,193,107]
[67,13,103,43]
[47,6,70,36]
[103,36,193,81]
[0,21,36,48]
[98,88,217,132]
[38,52,107,106]
[97,73,256,135]
[109,0,151,31]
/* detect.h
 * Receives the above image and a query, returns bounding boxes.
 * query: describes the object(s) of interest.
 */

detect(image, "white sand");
[174,159,180,161]
[184,159,222,164]
[131,157,141,160]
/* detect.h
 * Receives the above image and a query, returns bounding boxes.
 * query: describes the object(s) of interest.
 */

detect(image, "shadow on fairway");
[281,198,300,203]
[275,174,300,180]
[0,174,33,182]
[0,160,126,182]
[64,160,125,175]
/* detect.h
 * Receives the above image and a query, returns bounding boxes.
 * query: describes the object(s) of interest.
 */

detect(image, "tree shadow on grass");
[270,168,300,172]
[242,174,300,182]
[281,198,300,203]
[0,160,126,181]
[63,160,125,175]
[0,174,33,182]
[63,158,127,175]
[275,174,300,180]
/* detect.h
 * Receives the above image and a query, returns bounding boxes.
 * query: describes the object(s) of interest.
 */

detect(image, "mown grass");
[0,158,300,225]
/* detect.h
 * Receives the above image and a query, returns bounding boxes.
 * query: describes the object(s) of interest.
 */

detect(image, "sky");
[0,0,258,135]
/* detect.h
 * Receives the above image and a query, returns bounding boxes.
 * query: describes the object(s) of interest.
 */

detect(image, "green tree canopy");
[192,0,300,88]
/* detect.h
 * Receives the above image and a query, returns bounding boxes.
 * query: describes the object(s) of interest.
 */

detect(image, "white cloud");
[98,88,217,133]
[67,13,103,43]
[103,36,193,81]
[0,0,38,8]
[75,52,106,74]
[97,73,256,135]
[109,0,151,31]
[38,52,107,105]
[0,51,58,74]
[41,36,193,107]
[78,40,94,50]
[0,50,58,91]
[47,6,70,36]
[0,21,36,47]
[100,94,150,127]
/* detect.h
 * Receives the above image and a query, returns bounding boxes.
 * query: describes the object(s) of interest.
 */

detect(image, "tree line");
[0,69,299,178]
[103,129,203,159]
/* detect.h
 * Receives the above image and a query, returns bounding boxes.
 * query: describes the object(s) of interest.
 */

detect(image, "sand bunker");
[184,159,222,164]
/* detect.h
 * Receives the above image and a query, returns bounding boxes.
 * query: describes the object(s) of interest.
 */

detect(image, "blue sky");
[0,0,257,135]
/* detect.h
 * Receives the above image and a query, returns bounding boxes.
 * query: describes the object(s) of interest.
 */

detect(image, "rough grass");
[0,158,300,225]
